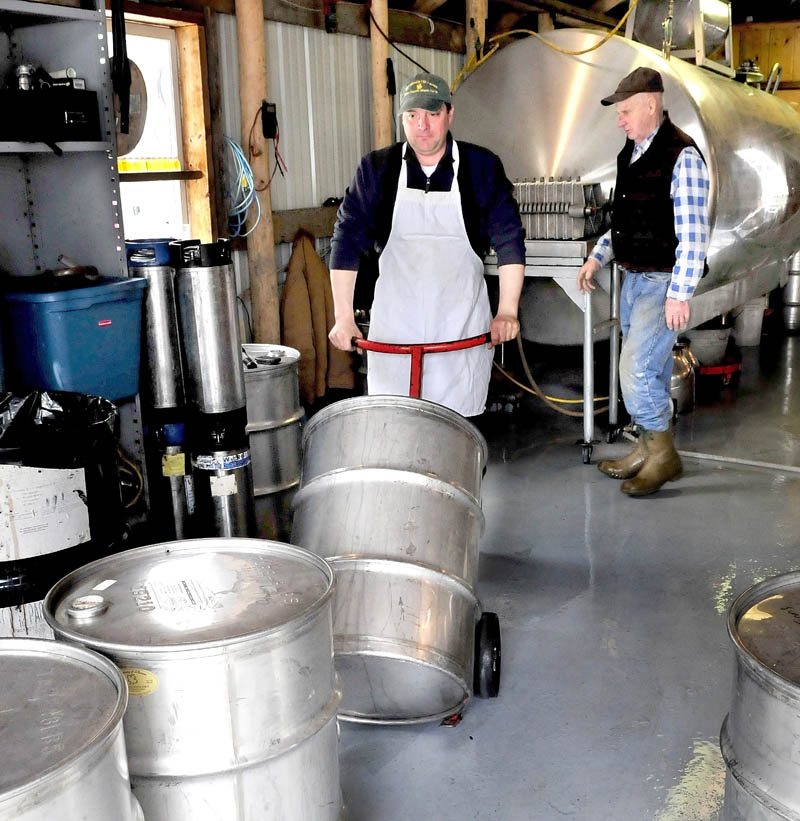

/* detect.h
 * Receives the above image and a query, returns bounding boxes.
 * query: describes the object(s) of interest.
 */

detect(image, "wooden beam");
[176,24,216,242]
[236,0,280,343]
[140,0,465,52]
[590,0,624,12]
[118,1,204,25]
[272,206,339,244]
[370,0,392,150]
[204,7,229,241]
[119,170,204,181]
[412,0,447,14]
[502,0,617,28]
[494,11,528,34]
[466,0,488,60]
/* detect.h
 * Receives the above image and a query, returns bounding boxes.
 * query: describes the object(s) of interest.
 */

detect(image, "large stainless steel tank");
[454,30,800,342]
[0,638,142,821]
[44,538,342,821]
[292,396,492,724]
[720,572,800,820]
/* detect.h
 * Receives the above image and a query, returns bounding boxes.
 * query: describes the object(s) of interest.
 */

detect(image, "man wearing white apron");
[329,72,525,417]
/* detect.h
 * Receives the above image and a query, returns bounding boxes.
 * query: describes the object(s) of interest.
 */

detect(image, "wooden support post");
[176,24,215,242]
[204,8,228,243]
[466,0,487,63]
[538,12,555,32]
[370,0,392,150]
[235,0,280,342]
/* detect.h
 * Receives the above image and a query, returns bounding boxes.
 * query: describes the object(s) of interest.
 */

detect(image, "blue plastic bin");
[3,276,148,401]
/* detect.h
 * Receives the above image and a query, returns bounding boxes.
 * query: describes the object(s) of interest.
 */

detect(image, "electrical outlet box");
[262,102,277,139]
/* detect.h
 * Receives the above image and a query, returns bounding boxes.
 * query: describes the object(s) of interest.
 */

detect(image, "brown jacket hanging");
[280,229,355,405]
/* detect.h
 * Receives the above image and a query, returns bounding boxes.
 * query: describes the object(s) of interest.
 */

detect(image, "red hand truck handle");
[351,332,491,398]
[351,331,491,354]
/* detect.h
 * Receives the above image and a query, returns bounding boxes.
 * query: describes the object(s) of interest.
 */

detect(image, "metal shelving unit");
[0,0,125,278]
[0,0,147,512]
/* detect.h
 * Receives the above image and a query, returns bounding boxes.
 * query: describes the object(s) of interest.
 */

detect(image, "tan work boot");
[597,435,647,479]
[621,429,683,496]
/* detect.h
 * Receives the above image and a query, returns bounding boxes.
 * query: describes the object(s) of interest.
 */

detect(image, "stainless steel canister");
[191,447,256,537]
[127,239,184,409]
[44,538,342,821]
[720,572,800,820]
[292,395,487,723]
[243,344,304,540]
[671,342,697,415]
[174,239,246,414]
[784,251,800,333]
[0,638,142,821]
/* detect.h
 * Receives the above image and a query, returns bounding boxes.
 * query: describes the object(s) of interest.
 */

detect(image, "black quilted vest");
[612,115,705,273]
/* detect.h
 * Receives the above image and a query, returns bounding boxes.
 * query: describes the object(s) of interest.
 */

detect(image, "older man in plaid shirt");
[577,67,710,496]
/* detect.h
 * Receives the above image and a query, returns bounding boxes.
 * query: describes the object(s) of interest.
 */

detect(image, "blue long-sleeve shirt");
[591,127,710,301]
[330,134,525,272]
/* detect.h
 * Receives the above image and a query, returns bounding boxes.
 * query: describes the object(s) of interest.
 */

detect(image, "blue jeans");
[619,271,678,433]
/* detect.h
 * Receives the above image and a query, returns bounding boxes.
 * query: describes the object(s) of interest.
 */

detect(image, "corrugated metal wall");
[215,14,463,319]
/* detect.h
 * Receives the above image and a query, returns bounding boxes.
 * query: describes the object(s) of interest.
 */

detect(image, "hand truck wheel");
[474,611,501,698]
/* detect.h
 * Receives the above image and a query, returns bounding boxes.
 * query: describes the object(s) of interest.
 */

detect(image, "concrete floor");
[338,334,800,820]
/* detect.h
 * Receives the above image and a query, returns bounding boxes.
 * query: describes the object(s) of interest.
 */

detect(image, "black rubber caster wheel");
[582,444,593,464]
[474,611,501,698]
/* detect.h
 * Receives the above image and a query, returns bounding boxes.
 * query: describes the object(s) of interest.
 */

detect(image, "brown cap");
[601,67,664,106]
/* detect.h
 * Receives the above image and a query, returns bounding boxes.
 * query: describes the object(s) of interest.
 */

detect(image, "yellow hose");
[451,0,640,93]
[491,335,610,417]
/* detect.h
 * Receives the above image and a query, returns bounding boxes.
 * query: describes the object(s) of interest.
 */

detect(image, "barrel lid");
[242,343,300,370]
[0,638,125,798]
[734,577,800,685]
[125,238,176,267]
[44,539,333,652]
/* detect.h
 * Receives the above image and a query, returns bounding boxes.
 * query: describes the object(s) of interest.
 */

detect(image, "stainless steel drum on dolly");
[0,638,142,821]
[291,395,501,724]
[44,538,342,821]
[720,572,800,820]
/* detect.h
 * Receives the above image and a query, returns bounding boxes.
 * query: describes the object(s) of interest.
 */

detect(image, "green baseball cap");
[399,73,451,113]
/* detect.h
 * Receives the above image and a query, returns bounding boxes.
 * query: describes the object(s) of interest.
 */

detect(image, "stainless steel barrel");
[243,344,303,540]
[784,252,800,333]
[174,239,246,414]
[720,572,800,820]
[292,396,487,723]
[0,638,142,821]
[44,538,342,821]
[126,239,184,409]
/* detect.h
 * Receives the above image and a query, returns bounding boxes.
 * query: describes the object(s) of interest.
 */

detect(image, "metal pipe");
[609,262,621,429]
[583,290,593,446]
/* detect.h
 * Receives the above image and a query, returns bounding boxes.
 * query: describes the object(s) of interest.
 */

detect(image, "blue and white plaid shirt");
[591,123,710,301]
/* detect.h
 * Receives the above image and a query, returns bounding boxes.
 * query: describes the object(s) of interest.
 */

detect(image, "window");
[107,13,214,241]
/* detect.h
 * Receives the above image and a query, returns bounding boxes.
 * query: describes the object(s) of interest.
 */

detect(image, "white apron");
[367,140,493,417]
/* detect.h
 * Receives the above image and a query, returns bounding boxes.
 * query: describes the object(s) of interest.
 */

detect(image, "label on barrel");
[162,452,186,477]
[120,667,159,696]
[0,465,90,560]
[192,451,251,471]
[210,473,238,496]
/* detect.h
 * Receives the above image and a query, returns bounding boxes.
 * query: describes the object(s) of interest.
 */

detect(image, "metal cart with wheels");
[292,334,502,724]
